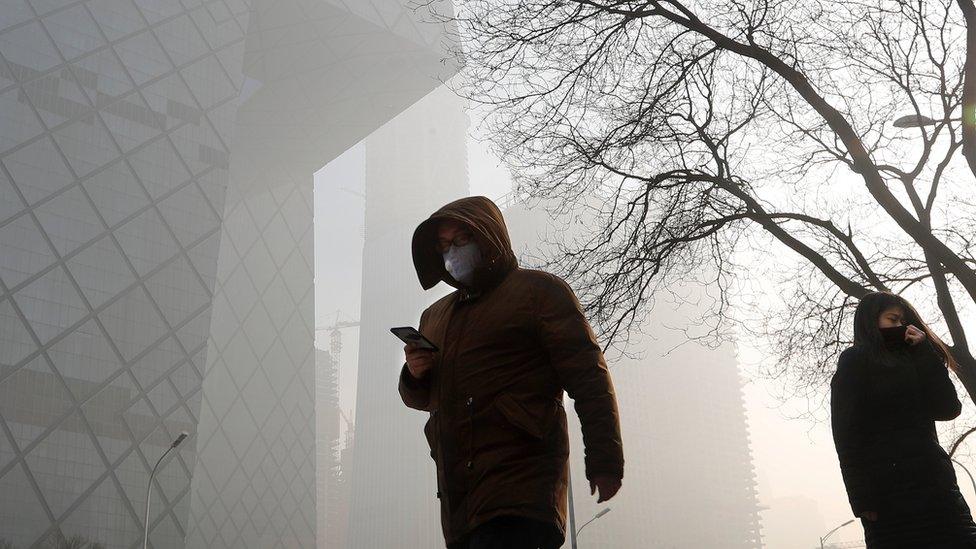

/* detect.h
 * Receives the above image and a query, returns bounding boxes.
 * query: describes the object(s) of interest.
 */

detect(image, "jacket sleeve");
[912,341,962,421]
[831,348,877,517]
[398,308,434,411]
[536,274,624,481]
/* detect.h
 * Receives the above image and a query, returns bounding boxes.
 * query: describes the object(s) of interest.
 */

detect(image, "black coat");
[831,342,976,548]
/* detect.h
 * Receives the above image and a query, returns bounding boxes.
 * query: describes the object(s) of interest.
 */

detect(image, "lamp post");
[567,471,612,548]
[568,468,578,549]
[819,518,855,549]
[143,432,188,549]
[952,458,976,496]
[576,507,612,537]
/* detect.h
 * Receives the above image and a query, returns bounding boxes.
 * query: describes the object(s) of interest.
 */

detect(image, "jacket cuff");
[848,494,876,517]
[585,461,624,482]
[400,363,428,386]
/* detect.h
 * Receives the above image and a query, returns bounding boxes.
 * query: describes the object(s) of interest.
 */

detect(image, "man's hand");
[905,325,926,346]
[589,476,621,503]
[404,344,434,379]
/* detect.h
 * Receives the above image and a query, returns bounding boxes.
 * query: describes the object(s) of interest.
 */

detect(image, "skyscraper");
[0,1,458,547]
[346,85,470,549]
[0,2,249,545]
[504,200,763,548]
[564,335,762,548]
[316,346,342,549]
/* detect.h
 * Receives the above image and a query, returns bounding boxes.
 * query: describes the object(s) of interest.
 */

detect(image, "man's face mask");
[443,242,481,285]
[879,325,909,347]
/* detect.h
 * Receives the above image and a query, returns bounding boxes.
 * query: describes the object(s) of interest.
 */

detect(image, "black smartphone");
[390,326,439,352]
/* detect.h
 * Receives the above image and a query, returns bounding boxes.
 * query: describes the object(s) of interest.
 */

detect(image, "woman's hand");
[905,325,926,346]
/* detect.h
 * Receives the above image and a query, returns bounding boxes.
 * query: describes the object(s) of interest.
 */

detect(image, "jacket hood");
[412,196,518,291]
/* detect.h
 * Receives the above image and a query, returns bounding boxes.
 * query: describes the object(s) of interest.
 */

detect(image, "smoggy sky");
[314,88,976,548]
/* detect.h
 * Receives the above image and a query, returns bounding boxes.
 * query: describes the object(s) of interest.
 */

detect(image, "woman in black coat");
[831,291,976,548]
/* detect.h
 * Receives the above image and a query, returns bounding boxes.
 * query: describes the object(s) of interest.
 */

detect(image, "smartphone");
[390,326,439,352]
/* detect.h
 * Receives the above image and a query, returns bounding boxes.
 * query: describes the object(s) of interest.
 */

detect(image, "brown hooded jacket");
[398,196,624,545]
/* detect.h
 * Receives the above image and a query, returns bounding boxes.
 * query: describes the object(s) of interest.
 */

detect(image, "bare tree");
[426,0,976,402]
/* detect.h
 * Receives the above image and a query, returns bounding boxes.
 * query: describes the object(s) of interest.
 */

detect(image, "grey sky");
[313,84,976,547]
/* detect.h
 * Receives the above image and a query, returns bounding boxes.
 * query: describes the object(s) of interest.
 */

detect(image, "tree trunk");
[957,0,976,180]
[953,353,976,406]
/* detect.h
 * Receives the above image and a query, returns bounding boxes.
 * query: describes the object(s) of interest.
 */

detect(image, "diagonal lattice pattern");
[183,147,317,548]
[0,0,248,547]
[0,0,458,547]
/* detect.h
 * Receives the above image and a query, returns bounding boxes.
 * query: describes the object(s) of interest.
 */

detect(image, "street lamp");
[952,458,976,496]
[576,507,612,537]
[819,518,855,549]
[143,432,189,549]
[568,468,578,549]
[567,469,612,549]
[893,114,963,128]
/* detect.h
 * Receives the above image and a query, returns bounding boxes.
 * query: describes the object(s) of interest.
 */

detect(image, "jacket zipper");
[434,293,477,522]
[444,297,478,498]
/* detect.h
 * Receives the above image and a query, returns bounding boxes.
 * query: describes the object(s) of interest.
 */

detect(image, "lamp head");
[172,432,189,448]
[893,114,937,128]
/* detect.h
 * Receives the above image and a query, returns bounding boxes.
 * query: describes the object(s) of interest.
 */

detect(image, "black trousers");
[861,466,976,549]
[447,516,563,549]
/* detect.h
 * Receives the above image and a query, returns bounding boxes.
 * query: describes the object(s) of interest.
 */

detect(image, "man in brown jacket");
[399,196,624,549]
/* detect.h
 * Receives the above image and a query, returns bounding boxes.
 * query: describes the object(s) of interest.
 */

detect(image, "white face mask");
[443,242,481,285]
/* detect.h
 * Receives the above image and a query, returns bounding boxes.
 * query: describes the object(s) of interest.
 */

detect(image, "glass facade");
[0,0,244,546]
[0,0,457,547]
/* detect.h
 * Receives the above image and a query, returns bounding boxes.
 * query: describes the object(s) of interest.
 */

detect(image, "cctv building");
[0,1,457,547]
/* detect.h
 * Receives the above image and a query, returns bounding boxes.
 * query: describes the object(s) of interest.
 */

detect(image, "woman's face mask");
[443,242,481,285]
[879,325,909,347]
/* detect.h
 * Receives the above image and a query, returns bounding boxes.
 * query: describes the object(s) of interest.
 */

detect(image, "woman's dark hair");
[853,291,957,370]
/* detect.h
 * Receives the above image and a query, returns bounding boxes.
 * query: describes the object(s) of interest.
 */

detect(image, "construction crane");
[329,320,358,361]
[316,310,360,364]
[316,315,359,425]
[316,310,359,453]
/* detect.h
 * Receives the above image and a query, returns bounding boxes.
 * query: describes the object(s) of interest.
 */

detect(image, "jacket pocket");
[494,393,546,440]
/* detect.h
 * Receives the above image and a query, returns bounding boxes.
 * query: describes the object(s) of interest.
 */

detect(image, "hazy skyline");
[307,84,968,547]
[5,0,970,547]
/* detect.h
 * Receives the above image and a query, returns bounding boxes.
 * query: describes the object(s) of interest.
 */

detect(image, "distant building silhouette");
[345,85,471,549]
[760,495,828,549]
[504,200,763,549]
[316,347,343,548]
[334,415,355,549]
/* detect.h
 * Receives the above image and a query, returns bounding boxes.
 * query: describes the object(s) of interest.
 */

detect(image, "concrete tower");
[503,200,763,549]
[0,0,458,547]
[346,84,470,549]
